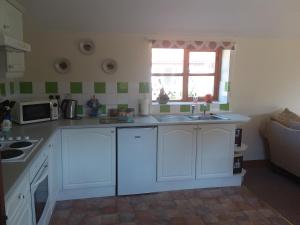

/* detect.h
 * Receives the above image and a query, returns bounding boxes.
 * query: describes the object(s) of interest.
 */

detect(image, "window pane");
[152,48,184,74]
[189,52,216,74]
[152,76,183,101]
[188,76,214,97]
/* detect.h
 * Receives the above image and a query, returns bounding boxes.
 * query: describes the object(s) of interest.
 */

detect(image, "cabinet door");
[7,204,32,225]
[0,0,23,39]
[49,130,61,208]
[196,124,235,178]
[157,125,197,181]
[62,128,116,189]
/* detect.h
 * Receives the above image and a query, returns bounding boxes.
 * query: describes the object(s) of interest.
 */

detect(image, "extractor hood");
[0,34,31,52]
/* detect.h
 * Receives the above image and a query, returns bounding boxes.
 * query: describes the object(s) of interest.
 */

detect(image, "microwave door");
[22,103,51,123]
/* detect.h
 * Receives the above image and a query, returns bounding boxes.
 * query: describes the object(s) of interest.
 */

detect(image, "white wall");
[21,29,300,160]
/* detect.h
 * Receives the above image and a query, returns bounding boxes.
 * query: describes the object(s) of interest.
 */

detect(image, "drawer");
[5,174,30,221]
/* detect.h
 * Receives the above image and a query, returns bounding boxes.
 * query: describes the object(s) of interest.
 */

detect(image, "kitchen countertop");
[1,113,250,198]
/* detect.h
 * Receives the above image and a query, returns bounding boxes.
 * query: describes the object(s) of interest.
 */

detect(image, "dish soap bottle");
[2,112,12,132]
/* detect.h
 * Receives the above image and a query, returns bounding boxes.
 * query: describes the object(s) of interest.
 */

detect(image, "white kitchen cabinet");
[157,125,197,181]
[48,130,61,211]
[196,124,235,178]
[62,128,116,190]
[5,172,32,225]
[0,0,23,40]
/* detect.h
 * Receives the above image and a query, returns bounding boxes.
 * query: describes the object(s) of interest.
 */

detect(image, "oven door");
[30,160,49,225]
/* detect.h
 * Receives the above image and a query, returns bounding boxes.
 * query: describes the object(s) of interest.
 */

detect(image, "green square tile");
[118,104,128,111]
[220,103,230,111]
[0,83,6,96]
[139,82,150,93]
[9,82,14,95]
[19,82,33,94]
[180,105,190,113]
[76,105,83,115]
[99,104,106,114]
[117,82,128,94]
[225,81,230,92]
[45,82,58,94]
[94,82,106,94]
[70,82,82,94]
[160,105,170,113]
[200,104,210,112]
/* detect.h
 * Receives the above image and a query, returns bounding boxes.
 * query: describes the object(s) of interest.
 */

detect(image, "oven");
[30,158,49,225]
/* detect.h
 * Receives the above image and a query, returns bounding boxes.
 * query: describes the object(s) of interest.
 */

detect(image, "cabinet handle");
[18,194,25,199]
[134,136,141,139]
[7,65,14,69]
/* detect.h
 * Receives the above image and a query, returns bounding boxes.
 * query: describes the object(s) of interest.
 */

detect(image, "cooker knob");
[16,136,21,141]
[24,136,30,140]
[0,136,5,141]
[8,137,13,141]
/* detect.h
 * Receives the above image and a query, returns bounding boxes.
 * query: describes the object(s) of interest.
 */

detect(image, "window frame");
[151,48,222,102]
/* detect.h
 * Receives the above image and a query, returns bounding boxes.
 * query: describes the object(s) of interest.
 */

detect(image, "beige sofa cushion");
[271,108,300,128]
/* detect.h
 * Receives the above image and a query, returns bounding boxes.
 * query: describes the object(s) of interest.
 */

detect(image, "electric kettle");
[61,99,78,119]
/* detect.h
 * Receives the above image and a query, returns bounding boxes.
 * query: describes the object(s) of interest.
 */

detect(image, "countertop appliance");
[138,98,150,116]
[0,136,43,162]
[30,157,49,225]
[61,99,78,119]
[117,126,157,195]
[11,100,58,124]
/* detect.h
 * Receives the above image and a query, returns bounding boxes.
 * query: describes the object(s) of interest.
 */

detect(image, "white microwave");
[11,100,58,124]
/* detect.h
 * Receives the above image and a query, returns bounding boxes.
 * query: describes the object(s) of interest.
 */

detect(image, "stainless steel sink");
[186,114,229,120]
[154,114,229,122]
[154,115,191,122]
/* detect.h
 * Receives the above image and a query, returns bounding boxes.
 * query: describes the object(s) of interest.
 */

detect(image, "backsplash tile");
[9,82,14,95]
[76,105,84,115]
[0,83,6,96]
[19,82,33,94]
[94,82,106,94]
[139,82,150,93]
[200,104,210,112]
[220,103,230,111]
[117,82,128,94]
[180,105,190,113]
[118,104,128,111]
[70,82,82,94]
[45,82,58,94]
[160,105,170,113]
[99,104,106,114]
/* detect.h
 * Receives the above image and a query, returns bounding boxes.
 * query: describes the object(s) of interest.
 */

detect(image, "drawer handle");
[3,24,10,29]
[18,194,25,199]
[134,136,141,139]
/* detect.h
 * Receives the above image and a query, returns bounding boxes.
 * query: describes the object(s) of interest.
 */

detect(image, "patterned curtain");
[151,40,235,51]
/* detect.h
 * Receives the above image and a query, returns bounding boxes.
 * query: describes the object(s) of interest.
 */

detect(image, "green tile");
[70,82,82,94]
[225,81,230,92]
[118,104,128,111]
[45,82,58,94]
[117,82,128,94]
[99,104,106,114]
[160,105,170,113]
[220,103,230,111]
[200,104,210,112]
[180,105,190,113]
[19,82,32,94]
[9,82,14,95]
[0,83,6,96]
[76,105,83,115]
[139,82,150,93]
[94,82,106,94]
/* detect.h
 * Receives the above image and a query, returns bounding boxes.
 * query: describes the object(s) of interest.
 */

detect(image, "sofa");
[265,120,300,177]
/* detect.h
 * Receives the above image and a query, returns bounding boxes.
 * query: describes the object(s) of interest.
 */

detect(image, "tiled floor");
[50,186,291,225]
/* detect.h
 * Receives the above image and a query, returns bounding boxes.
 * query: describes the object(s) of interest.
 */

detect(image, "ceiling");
[19,0,300,38]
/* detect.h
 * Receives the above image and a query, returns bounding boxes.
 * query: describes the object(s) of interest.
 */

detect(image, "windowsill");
[151,101,227,105]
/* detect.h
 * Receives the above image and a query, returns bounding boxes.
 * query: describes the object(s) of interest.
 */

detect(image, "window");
[151,48,222,101]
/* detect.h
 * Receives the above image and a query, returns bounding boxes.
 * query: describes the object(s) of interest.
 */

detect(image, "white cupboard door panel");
[157,125,197,181]
[62,128,116,189]
[197,125,235,178]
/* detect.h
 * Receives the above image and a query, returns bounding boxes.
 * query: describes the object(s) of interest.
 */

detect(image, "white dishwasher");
[117,126,157,195]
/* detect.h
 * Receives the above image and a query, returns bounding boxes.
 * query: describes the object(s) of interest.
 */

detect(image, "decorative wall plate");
[101,58,118,74]
[54,58,71,74]
[79,39,95,55]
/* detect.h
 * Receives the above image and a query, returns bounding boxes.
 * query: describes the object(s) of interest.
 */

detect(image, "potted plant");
[157,88,170,104]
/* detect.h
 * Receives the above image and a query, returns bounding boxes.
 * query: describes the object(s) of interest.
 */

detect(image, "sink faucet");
[191,105,196,115]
